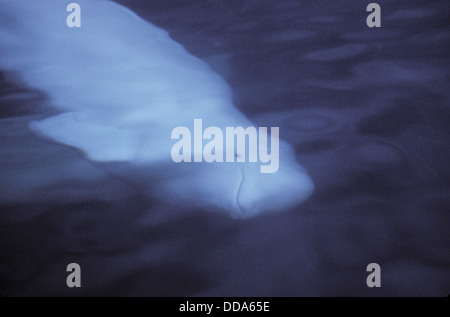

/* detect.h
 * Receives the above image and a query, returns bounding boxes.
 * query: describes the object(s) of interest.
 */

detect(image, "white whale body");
[0,0,313,217]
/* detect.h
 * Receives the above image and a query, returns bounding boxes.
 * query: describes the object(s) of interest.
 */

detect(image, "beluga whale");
[0,0,314,217]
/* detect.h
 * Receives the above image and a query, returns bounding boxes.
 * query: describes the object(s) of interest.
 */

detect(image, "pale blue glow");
[0,0,314,217]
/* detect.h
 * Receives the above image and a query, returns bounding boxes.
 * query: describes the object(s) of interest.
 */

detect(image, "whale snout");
[150,156,313,218]
[234,164,314,218]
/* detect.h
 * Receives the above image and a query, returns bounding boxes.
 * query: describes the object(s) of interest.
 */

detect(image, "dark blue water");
[0,0,449,296]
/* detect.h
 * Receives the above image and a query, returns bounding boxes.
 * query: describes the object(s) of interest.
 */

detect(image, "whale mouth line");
[235,166,245,217]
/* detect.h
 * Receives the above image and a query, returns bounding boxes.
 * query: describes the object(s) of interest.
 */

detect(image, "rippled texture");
[0,0,449,296]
